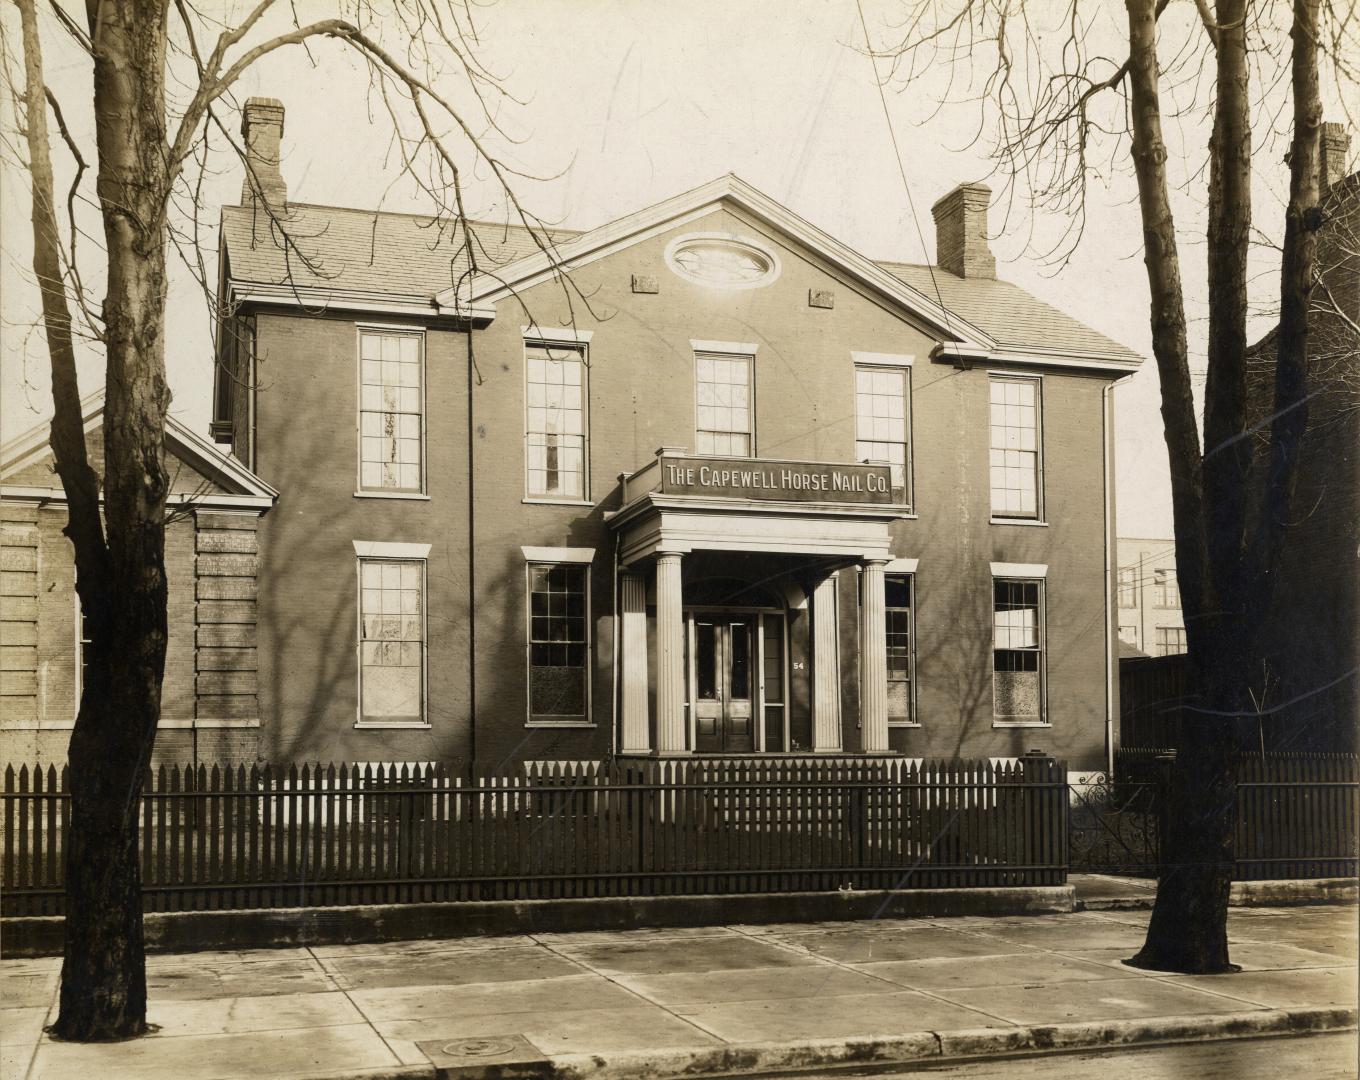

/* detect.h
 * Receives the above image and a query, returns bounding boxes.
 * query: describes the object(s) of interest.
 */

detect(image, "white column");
[811,573,843,752]
[654,551,688,756]
[619,572,650,754]
[860,559,890,754]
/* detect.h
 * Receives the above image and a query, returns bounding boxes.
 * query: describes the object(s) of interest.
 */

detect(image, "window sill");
[521,497,593,507]
[888,722,922,728]
[354,721,433,730]
[354,491,431,501]
[991,721,1052,729]
[990,517,1047,527]
[525,721,596,729]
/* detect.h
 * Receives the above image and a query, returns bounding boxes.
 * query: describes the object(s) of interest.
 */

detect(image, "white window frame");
[854,363,913,509]
[355,325,428,498]
[1153,568,1181,609]
[74,593,90,721]
[1155,626,1187,656]
[525,560,594,728]
[988,374,1044,522]
[524,339,591,503]
[693,348,756,458]
[991,575,1048,728]
[354,544,430,729]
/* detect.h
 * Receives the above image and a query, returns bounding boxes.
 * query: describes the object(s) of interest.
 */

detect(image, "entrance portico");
[611,447,902,757]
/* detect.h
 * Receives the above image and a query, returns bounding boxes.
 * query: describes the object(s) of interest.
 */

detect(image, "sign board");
[659,456,895,506]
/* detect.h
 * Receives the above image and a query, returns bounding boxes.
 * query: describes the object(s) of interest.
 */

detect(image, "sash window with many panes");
[988,376,1041,518]
[358,558,426,724]
[526,344,587,500]
[358,330,424,493]
[885,573,915,723]
[695,351,753,456]
[527,563,590,723]
[993,578,1044,724]
[855,366,911,505]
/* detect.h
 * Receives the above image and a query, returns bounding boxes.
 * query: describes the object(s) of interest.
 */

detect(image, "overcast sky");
[6,0,1331,538]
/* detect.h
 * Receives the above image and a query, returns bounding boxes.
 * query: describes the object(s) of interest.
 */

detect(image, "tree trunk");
[47,0,174,1040]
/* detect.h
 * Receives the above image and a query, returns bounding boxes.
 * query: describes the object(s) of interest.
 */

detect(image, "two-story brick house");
[203,97,1141,774]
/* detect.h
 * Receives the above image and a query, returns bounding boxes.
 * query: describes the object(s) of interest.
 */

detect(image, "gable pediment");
[1,391,277,509]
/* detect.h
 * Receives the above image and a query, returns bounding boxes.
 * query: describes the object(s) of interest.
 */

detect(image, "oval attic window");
[665,235,779,289]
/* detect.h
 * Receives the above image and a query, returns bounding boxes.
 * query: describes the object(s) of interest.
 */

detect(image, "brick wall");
[245,205,1115,771]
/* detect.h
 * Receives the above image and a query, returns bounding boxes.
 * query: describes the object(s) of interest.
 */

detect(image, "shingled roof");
[221,193,1139,365]
[877,261,1141,362]
[220,201,580,298]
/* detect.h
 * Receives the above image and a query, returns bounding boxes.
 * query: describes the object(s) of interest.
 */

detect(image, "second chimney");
[240,97,287,209]
[931,182,995,279]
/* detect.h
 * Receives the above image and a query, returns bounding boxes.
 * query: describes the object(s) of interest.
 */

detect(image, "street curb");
[0,885,1075,958]
[1076,877,1358,911]
[450,1007,1358,1079]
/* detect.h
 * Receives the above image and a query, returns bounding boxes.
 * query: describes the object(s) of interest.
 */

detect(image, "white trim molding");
[522,325,594,344]
[990,561,1048,578]
[885,557,919,574]
[521,546,595,564]
[851,351,914,368]
[353,540,432,559]
[691,338,759,355]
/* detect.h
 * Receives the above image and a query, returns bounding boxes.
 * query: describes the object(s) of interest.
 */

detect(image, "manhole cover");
[441,1038,516,1058]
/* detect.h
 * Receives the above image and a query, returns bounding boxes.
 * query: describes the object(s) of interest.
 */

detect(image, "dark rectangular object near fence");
[2,756,1069,916]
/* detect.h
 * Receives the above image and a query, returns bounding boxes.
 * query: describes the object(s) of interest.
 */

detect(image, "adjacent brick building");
[202,97,1140,774]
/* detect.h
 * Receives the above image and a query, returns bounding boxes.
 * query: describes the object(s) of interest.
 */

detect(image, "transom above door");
[686,609,787,753]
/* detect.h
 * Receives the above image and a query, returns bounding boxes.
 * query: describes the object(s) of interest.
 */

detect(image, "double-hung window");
[695,351,753,456]
[525,343,587,500]
[855,366,911,505]
[358,557,426,725]
[359,329,424,493]
[527,562,590,723]
[1153,568,1180,609]
[1117,567,1137,608]
[993,578,1045,724]
[885,574,915,724]
[989,376,1042,518]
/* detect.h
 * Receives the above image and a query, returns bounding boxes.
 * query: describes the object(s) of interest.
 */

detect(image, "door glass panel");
[696,622,718,700]
[729,622,750,700]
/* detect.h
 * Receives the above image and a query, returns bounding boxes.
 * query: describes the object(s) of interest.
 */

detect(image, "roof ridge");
[225,200,582,236]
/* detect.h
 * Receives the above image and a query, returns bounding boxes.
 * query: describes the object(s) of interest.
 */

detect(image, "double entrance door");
[688,611,787,753]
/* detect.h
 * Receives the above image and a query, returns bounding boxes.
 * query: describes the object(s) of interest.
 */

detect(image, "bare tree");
[864,0,1354,972]
[8,0,568,1040]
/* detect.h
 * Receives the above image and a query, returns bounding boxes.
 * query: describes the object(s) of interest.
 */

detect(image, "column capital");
[861,556,892,568]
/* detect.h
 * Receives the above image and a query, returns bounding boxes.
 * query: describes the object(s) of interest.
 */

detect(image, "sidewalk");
[3,904,1355,1080]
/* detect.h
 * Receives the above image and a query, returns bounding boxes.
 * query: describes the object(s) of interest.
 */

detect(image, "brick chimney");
[1321,122,1352,193]
[930,182,995,279]
[240,97,287,208]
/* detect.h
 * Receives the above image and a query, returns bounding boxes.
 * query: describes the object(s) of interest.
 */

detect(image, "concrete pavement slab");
[952,915,1149,952]
[529,926,738,946]
[0,969,57,1009]
[853,950,1137,992]
[766,926,1036,963]
[144,990,364,1038]
[613,964,900,1006]
[28,1022,403,1080]
[933,973,1267,1026]
[346,972,641,1023]
[557,935,819,975]
[376,1004,719,1061]
[145,957,335,1001]
[307,936,538,959]
[1,1005,47,1078]
[320,945,585,991]
[1167,966,1358,1010]
[670,988,1005,1042]
[145,947,315,968]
